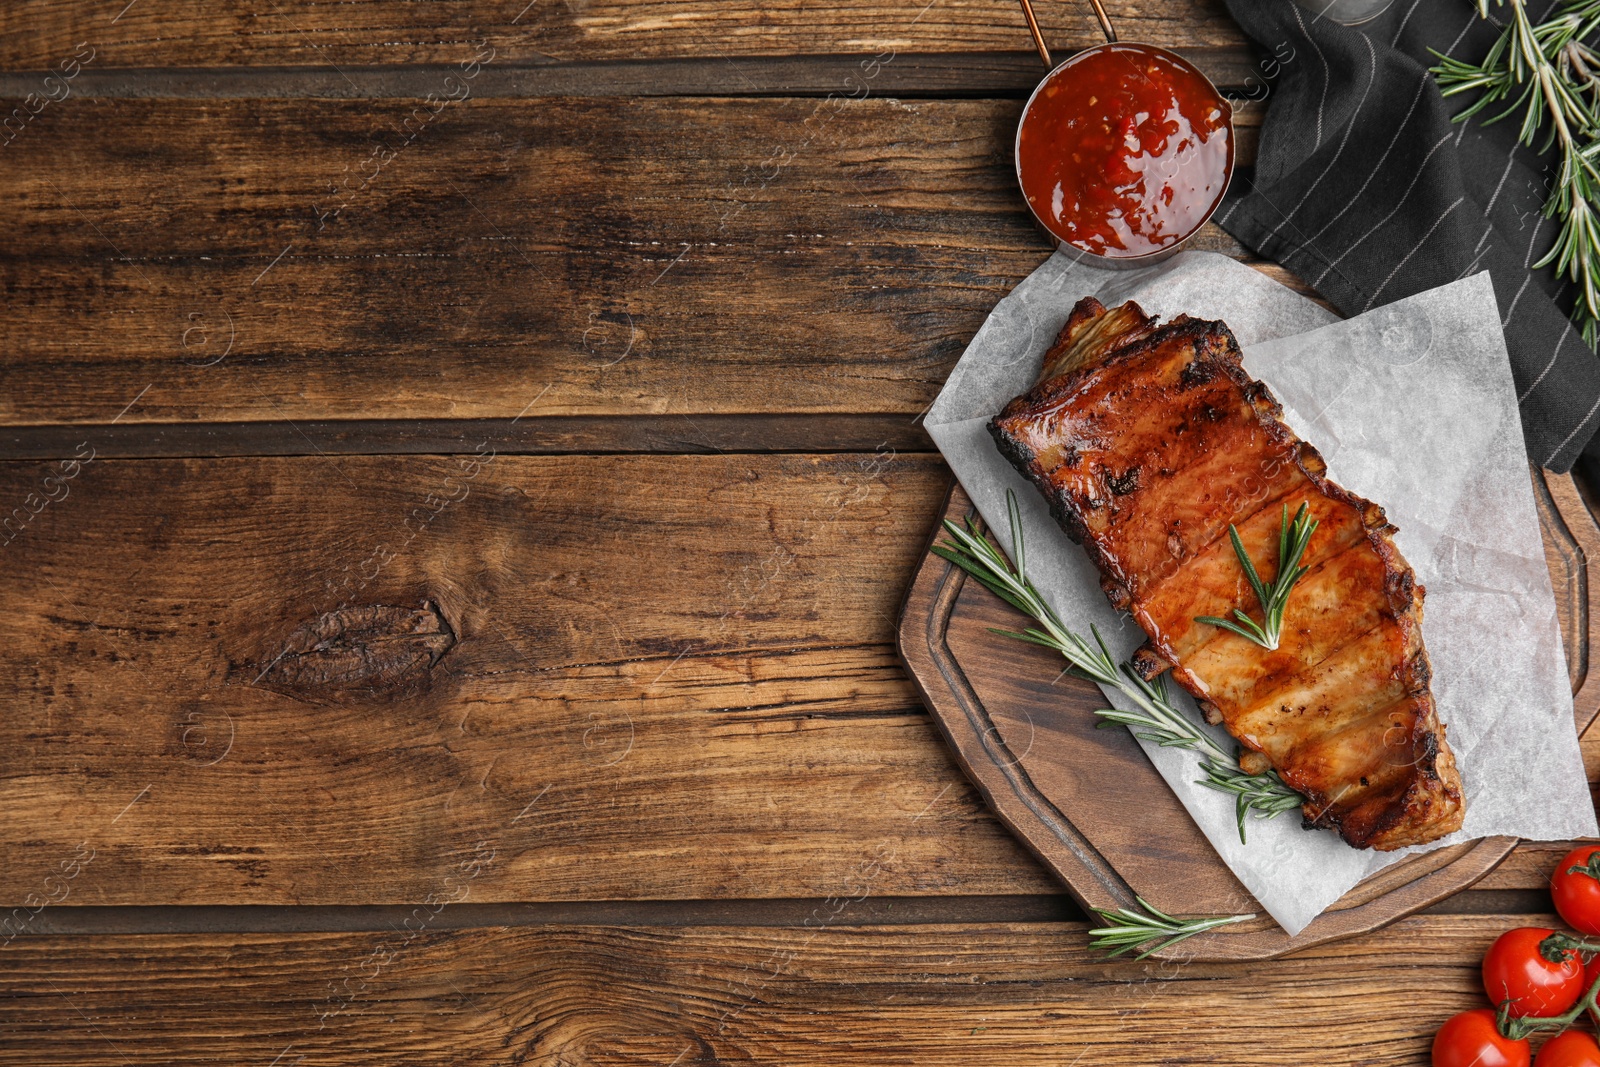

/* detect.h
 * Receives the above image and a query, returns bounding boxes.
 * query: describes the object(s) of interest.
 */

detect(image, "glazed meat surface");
[990,297,1464,850]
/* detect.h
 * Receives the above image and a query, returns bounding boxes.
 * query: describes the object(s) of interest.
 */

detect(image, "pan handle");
[1087,0,1119,44]
[1015,0,1118,69]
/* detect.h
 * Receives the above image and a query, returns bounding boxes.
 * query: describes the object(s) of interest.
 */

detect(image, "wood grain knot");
[251,601,455,702]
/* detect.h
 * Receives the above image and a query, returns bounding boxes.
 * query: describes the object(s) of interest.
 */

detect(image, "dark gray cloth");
[1216,0,1600,472]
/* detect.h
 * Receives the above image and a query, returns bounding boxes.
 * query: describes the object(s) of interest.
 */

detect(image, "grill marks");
[1138,486,1368,661]
[1179,543,1396,707]
[989,297,1464,850]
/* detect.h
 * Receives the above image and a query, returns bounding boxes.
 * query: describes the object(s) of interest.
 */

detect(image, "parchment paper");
[925,250,1598,935]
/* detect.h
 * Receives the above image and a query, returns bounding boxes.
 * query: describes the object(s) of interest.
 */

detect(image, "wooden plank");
[4,452,1597,906]
[0,452,1072,905]
[0,1,1250,69]
[0,96,1260,428]
[0,51,1264,99]
[3,887,1555,941]
[7,896,1090,937]
[0,415,939,461]
[0,916,1505,1065]
[1479,846,1581,892]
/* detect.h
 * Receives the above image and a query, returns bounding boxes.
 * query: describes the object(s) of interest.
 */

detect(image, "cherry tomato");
[1484,928,1586,1018]
[1552,846,1600,936]
[1434,1009,1530,1067]
[1535,1030,1600,1067]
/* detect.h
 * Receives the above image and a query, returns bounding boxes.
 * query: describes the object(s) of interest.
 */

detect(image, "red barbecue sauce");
[1017,44,1232,258]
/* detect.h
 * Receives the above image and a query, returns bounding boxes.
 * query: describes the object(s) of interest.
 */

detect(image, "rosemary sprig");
[1198,759,1306,829]
[1194,502,1318,652]
[1433,0,1600,346]
[931,490,1306,842]
[1088,897,1255,960]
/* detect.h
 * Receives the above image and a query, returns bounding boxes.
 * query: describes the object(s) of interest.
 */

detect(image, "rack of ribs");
[989,296,1464,850]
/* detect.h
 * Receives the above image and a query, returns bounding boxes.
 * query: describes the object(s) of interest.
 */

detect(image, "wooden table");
[0,3,1591,1064]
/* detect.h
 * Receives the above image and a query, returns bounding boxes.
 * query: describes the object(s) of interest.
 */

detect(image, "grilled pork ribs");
[990,297,1464,850]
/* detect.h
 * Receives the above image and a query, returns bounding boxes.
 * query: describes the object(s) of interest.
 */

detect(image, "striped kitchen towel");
[1217,0,1600,472]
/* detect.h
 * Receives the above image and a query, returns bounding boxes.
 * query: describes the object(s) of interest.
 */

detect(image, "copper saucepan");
[1012,0,1236,269]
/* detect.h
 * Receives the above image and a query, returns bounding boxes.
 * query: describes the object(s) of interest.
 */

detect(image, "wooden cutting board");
[897,468,1600,961]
